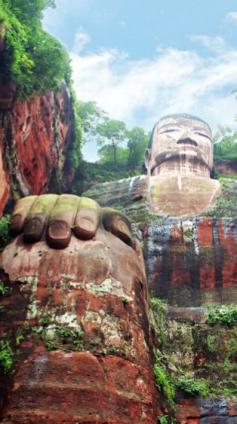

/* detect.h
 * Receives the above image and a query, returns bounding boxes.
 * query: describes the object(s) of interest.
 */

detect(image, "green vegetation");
[96,120,149,173]
[0,1,84,176]
[66,92,83,171]
[0,214,11,250]
[73,100,149,187]
[193,324,237,396]
[205,178,237,218]
[214,127,237,161]
[176,375,209,397]
[0,0,71,98]
[41,324,84,352]
[39,314,52,327]
[77,100,106,140]
[97,118,128,166]
[158,416,168,424]
[207,304,237,326]
[55,326,84,350]
[158,416,171,424]
[153,362,176,408]
[90,338,101,348]
[0,339,14,373]
[73,161,140,194]
[127,127,149,171]
[0,282,11,295]
[15,328,26,346]
[151,297,168,347]
[151,296,237,402]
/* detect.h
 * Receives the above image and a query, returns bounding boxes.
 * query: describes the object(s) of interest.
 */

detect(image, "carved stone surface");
[147,114,213,178]
[143,217,237,306]
[145,114,221,216]
[0,196,161,423]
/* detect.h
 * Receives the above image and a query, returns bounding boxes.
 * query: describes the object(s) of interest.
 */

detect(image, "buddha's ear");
[144,149,151,170]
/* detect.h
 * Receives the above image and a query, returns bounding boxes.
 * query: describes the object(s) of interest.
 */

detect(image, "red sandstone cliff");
[0,87,75,216]
[215,159,237,176]
[143,217,237,306]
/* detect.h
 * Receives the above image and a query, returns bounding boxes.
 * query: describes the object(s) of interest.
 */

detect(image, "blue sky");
[44,0,237,161]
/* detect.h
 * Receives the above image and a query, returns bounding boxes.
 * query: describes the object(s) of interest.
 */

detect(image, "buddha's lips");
[177,138,198,147]
[150,149,211,175]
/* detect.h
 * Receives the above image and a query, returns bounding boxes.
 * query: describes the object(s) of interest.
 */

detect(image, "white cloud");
[190,35,225,53]
[71,42,237,137]
[73,29,90,53]
[226,11,237,22]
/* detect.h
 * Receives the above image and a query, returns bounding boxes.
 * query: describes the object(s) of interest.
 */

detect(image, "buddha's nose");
[179,129,193,140]
[177,130,198,146]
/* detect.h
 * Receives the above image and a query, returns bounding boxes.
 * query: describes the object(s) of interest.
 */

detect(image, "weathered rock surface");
[0,88,75,216]
[0,140,9,213]
[84,177,237,306]
[215,159,237,176]
[144,217,237,306]
[0,230,161,423]
[177,398,237,424]
[151,295,237,423]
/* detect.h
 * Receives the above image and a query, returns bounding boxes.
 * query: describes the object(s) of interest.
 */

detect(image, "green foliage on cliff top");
[0,0,71,98]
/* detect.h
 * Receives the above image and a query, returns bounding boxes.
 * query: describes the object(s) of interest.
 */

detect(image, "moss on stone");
[151,297,237,400]
[205,178,237,218]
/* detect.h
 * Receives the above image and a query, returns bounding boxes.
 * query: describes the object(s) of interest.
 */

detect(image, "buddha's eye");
[160,129,178,134]
[196,132,211,140]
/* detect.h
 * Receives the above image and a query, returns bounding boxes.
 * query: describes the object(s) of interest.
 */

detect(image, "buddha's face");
[145,115,213,177]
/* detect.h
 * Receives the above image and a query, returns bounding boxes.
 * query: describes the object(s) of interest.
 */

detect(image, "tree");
[213,126,237,161]
[127,127,149,170]
[98,144,128,166]
[0,0,70,97]
[76,101,106,143]
[96,118,128,166]
[5,0,55,24]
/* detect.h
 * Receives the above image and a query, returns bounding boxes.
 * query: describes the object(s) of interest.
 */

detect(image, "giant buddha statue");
[145,114,221,216]
[81,113,221,218]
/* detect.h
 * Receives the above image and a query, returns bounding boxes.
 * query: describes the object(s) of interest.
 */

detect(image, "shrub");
[176,375,209,397]
[207,304,237,326]
[151,297,168,346]
[43,325,84,352]
[0,282,10,295]
[154,363,176,408]
[158,416,174,424]
[158,416,168,424]
[0,339,14,373]
[0,214,11,250]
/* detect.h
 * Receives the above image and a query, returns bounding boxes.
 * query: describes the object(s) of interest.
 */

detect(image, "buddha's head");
[145,114,213,178]
[144,114,220,216]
